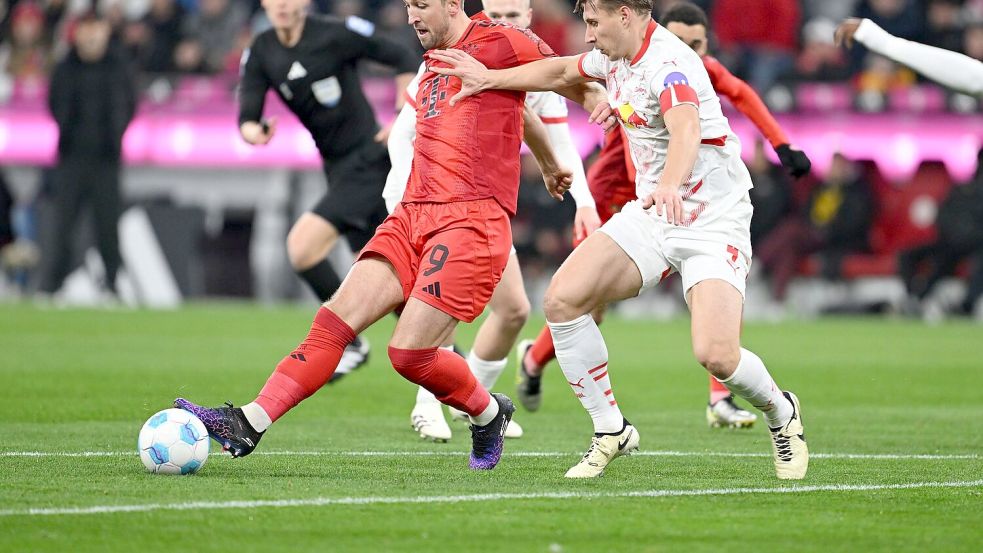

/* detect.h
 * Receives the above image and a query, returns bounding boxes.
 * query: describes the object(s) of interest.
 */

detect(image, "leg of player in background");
[516,305,604,412]
[390,298,514,470]
[448,251,528,437]
[687,278,807,479]
[287,212,371,382]
[543,232,643,478]
[706,374,757,429]
[175,257,404,458]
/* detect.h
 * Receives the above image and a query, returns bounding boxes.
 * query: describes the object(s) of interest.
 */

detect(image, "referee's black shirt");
[238,15,419,160]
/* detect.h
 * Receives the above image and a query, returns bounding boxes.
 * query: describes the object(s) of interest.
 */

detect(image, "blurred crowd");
[1,0,982,318]
[1,0,982,91]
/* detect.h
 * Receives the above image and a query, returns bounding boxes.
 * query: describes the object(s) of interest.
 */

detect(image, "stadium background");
[0,0,981,319]
[2,1,983,550]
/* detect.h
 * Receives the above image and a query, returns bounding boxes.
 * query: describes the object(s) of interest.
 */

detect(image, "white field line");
[1,479,982,517]
[1,450,979,460]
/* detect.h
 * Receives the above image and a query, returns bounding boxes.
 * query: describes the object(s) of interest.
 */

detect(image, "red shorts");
[358,198,512,323]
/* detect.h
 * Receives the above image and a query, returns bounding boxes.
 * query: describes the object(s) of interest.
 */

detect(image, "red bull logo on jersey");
[617,103,649,128]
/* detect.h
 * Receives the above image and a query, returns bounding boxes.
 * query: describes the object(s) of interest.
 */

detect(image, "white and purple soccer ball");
[138,408,210,475]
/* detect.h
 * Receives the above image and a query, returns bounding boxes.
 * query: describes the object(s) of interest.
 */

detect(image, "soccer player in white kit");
[384,0,603,442]
[430,0,808,479]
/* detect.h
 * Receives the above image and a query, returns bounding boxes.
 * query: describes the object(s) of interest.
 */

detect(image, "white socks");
[720,348,793,428]
[241,402,272,433]
[548,314,624,434]
[469,394,500,426]
[467,351,508,391]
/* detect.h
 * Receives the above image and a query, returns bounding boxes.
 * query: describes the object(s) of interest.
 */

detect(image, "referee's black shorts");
[312,140,391,252]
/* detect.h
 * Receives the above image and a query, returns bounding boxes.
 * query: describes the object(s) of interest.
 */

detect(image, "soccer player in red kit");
[514,1,812,430]
[175,0,602,470]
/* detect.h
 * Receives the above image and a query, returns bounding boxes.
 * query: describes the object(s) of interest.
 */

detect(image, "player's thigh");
[545,231,644,319]
[390,297,460,349]
[325,257,405,334]
[688,278,744,369]
[286,212,339,266]
[488,251,530,319]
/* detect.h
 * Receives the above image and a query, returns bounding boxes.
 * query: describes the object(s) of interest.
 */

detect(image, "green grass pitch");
[1,303,981,552]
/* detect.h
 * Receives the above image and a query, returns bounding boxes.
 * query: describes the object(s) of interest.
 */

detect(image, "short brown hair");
[574,0,653,16]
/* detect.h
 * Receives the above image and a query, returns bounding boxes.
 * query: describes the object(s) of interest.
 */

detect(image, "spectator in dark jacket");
[39,12,135,296]
[899,148,983,316]
[756,153,874,301]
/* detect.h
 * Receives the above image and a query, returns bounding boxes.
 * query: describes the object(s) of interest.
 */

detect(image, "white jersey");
[578,20,752,232]
[383,62,594,214]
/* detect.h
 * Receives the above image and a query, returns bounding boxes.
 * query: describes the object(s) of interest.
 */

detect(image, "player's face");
[483,0,532,28]
[582,2,629,60]
[406,0,453,49]
[666,21,708,56]
[262,0,309,31]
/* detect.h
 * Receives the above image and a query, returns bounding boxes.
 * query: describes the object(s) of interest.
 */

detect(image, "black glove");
[775,144,812,178]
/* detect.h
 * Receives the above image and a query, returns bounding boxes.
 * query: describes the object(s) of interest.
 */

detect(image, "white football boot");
[707,395,758,428]
[565,421,639,478]
[770,391,808,480]
[410,401,452,442]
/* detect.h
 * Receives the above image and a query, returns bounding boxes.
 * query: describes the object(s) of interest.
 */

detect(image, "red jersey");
[402,14,555,215]
[702,55,788,148]
[588,54,789,214]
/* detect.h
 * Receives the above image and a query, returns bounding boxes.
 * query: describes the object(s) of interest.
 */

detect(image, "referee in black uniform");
[239,0,418,376]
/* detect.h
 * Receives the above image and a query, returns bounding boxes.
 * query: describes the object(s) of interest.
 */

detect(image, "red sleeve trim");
[658,84,700,113]
[403,90,417,108]
[577,53,592,79]
[540,116,568,124]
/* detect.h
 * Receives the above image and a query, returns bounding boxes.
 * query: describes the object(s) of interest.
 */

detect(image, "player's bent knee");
[388,346,438,382]
[692,339,741,378]
[286,223,339,270]
[499,298,531,330]
[543,288,587,323]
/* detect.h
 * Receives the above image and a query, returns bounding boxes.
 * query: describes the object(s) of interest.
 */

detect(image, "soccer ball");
[138,408,210,475]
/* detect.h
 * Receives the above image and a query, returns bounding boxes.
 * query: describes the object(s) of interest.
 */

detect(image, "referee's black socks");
[298,259,343,302]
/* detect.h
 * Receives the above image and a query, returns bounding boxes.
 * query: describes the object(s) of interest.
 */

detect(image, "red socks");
[709,374,731,404]
[389,346,491,416]
[255,307,355,422]
[527,325,556,370]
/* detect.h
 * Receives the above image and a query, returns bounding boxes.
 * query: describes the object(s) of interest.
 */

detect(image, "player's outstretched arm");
[642,104,700,225]
[706,57,811,177]
[429,50,587,105]
[522,104,573,202]
[541,116,601,239]
[835,18,983,98]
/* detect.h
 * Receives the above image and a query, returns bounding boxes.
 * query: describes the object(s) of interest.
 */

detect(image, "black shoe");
[329,335,370,384]
[468,393,515,470]
[515,339,542,412]
[174,398,264,457]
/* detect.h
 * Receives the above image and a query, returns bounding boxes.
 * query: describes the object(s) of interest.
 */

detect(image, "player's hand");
[588,101,619,133]
[240,118,276,145]
[642,183,684,225]
[775,144,812,178]
[834,18,863,49]
[573,206,602,242]
[543,166,574,201]
[428,49,490,106]
[374,120,394,145]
